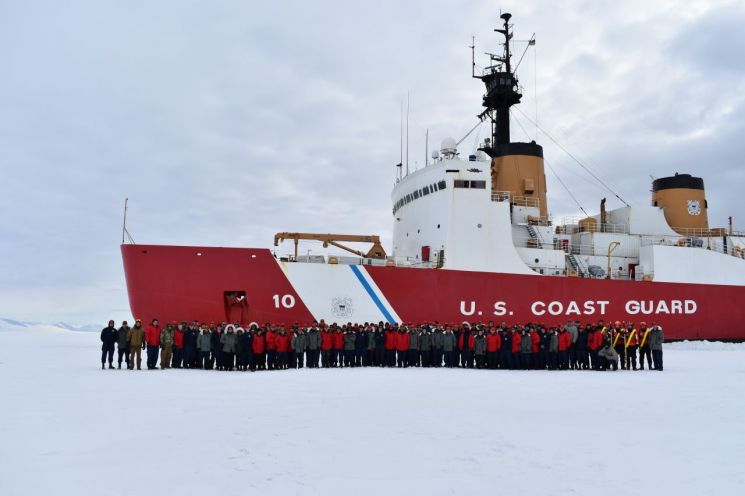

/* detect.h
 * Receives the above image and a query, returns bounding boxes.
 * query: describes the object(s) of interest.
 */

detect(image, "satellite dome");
[440,137,457,157]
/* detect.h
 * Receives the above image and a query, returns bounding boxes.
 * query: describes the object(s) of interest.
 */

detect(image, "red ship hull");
[122,244,745,340]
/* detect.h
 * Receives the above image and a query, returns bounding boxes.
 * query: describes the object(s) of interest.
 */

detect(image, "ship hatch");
[224,291,248,326]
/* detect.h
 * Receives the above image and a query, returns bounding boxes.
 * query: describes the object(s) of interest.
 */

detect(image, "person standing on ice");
[625,323,640,370]
[172,323,184,369]
[126,319,145,370]
[520,328,533,369]
[306,324,321,368]
[396,327,410,367]
[566,320,578,369]
[649,325,664,371]
[210,323,222,370]
[548,328,559,370]
[510,326,522,370]
[442,326,456,367]
[100,320,117,369]
[220,324,237,371]
[159,323,174,369]
[116,321,130,370]
[473,329,486,369]
[252,327,266,370]
[638,323,653,370]
[197,325,211,369]
[144,319,161,370]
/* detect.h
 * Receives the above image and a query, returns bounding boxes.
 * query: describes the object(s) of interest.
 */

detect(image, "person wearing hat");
[458,323,474,368]
[210,323,222,370]
[116,321,130,369]
[442,326,456,367]
[144,319,161,369]
[649,324,664,371]
[566,320,579,369]
[127,319,145,370]
[611,321,627,370]
[548,327,559,370]
[396,326,410,367]
[291,327,306,369]
[638,322,653,370]
[252,327,266,370]
[510,326,522,370]
[100,320,117,370]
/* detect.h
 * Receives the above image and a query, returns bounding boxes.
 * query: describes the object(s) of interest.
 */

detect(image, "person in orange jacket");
[144,319,161,369]
[252,329,266,370]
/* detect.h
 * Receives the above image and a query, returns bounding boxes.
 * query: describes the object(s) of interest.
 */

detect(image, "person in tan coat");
[127,320,145,370]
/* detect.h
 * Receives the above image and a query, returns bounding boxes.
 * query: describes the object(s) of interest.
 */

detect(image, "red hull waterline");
[122,244,745,340]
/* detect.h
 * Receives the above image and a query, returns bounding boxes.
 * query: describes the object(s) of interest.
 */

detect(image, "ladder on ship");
[566,253,587,278]
[526,224,544,249]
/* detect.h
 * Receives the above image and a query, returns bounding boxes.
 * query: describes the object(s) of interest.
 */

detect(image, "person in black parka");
[100,320,117,369]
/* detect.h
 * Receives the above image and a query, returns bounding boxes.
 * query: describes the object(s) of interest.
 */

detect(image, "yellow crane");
[273,232,387,260]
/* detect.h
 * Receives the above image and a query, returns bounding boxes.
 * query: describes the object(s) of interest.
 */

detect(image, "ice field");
[0,322,744,495]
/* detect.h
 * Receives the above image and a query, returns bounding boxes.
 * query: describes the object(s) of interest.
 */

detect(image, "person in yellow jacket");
[624,322,640,370]
[638,323,653,370]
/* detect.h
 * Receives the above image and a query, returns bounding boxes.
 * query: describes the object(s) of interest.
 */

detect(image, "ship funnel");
[652,173,709,233]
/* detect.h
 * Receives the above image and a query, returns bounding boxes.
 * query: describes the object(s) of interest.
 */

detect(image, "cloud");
[1,0,743,323]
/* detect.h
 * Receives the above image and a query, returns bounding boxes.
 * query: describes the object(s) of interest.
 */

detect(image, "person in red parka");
[558,327,572,370]
[275,329,290,369]
[320,328,334,368]
[265,327,277,370]
[252,329,266,370]
[172,324,184,368]
[510,327,522,370]
[587,326,601,370]
[396,328,410,368]
[331,327,344,367]
[144,319,161,370]
[530,326,540,370]
[486,329,501,369]
[384,328,397,367]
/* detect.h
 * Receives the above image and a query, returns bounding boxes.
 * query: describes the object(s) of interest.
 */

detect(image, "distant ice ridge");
[0,318,100,333]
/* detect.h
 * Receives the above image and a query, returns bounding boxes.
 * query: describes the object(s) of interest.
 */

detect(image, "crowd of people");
[99,318,665,372]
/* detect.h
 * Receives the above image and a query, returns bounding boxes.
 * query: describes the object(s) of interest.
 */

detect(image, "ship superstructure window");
[392,179,449,215]
[454,179,486,189]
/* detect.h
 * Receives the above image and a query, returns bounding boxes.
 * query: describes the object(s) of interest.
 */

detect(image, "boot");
[102,363,105,370]
[108,363,114,369]
[118,363,122,369]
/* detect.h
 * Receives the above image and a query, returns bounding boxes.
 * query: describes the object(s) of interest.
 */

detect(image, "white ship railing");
[491,190,541,209]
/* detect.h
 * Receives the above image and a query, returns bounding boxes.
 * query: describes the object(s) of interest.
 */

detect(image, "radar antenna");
[472,12,522,148]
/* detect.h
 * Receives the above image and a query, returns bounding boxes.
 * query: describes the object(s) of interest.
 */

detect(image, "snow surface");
[1,323,744,496]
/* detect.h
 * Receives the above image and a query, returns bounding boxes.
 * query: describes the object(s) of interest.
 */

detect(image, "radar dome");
[440,137,457,156]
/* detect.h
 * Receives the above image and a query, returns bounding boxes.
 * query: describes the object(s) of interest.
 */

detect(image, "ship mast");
[474,12,522,149]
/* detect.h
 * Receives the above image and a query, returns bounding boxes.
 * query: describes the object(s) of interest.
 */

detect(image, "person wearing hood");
[354,327,367,367]
[252,328,266,370]
[419,328,433,367]
[221,325,238,371]
[473,329,487,369]
[320,327,333,368]
[144,319,161,370]
[408,328,420,367]
[432,326,444,367]
[116,321,130,370]
[442,327,456,367]
[100,320,117,370]
[485,328,501,369]
[384,326,397,367]
[126,319,145,370]
[275,328,291,369]
[557,327,571,370]
[332,327,344,368]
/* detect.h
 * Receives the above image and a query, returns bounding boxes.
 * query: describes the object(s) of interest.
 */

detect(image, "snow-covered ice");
[1,323,744,496]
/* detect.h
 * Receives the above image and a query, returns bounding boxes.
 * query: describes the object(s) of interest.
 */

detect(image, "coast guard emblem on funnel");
[332,297,353,318]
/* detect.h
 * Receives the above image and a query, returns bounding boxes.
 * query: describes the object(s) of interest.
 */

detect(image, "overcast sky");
[2,0,744,324]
